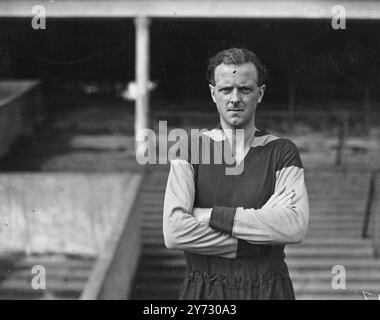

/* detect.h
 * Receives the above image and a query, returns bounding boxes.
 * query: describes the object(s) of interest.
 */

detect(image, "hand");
[262,186,295,210]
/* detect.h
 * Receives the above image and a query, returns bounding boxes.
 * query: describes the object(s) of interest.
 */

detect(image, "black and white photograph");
[0,0,380,305]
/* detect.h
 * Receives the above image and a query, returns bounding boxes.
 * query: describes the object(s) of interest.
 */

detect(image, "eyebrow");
[218,84,255,89]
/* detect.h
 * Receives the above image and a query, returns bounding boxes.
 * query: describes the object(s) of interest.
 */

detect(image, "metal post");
[287,81,296,133]
[336,111,348,166]
[373,172,380,258]
[134,16,151,154]
[363,87,370,135]
[362,171,376,239]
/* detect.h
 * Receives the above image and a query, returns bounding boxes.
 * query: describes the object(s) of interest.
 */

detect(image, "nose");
[230,88,241,106]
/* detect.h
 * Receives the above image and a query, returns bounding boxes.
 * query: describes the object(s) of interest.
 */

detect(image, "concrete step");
[296,294,366,300]
[306,227,363,233]
[0,269,90,281]
[0,254,94,300]
[308,193,367,199]
[134,279,182,291]
[0,278,85,296]
[131,290,180,300]
[290,271,380,282]
[0,292,74,300]
[14,256,95,269]
[298,238,372,246]
[310,210,367,216]
[286,247,373,258]
[308,216,367,222]
[306,187,368,193]
[293,282,380,294]
[287,258,380,270]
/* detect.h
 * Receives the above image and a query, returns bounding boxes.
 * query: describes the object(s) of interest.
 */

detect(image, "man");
[163,48,309,300]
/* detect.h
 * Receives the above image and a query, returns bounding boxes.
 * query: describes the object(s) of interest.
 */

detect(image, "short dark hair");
[206,48,268,86]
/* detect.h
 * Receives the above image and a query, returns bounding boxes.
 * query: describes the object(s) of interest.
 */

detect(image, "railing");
[80,174,142,300]
[371,172,380,259]
[362,171,376,239]
[362,170,380,259]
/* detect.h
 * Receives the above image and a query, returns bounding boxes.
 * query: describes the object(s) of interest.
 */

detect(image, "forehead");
[214,63,258,86]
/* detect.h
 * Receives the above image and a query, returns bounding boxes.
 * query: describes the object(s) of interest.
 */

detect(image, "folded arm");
[163,159,259,258]
[193,140,309,245]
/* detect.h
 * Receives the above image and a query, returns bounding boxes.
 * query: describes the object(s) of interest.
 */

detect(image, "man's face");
[209,63,265,129]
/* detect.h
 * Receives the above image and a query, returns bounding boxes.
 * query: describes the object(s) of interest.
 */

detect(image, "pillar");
[134,16,151,154]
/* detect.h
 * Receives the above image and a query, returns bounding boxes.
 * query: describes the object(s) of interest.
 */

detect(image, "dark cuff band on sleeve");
[236,240,262,258]
[209,206,236,234]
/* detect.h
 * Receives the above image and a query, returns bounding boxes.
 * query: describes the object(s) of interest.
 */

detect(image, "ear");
[258,84,266,103]
[209,84,216,103]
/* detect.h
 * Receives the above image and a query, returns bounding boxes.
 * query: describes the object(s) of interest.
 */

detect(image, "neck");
[220,117,257,149]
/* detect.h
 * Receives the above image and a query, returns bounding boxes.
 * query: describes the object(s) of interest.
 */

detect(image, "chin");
[228,118,246,128]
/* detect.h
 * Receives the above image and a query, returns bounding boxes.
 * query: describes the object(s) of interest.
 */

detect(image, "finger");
[276,192,295,207]
[265,194,276,206]
[283,197,294,206]
[270,190,294,207]
[266,186,286,205]
[273,189,294,203]
[276,186,286,195]
[283,192,295,205]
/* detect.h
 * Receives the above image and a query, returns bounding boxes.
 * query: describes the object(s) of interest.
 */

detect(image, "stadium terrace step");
[0,278,85,295]
[0,254,95,300]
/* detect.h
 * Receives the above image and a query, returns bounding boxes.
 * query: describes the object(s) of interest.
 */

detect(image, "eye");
[240,87,252,94]
[220,87,232,93]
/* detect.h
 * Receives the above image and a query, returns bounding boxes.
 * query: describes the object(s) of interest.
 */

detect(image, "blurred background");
[0,0,380,300]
